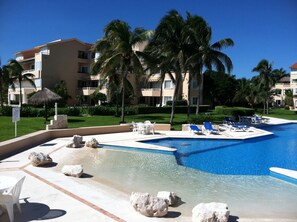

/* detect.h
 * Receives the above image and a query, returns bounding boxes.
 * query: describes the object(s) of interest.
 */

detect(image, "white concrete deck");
[0,117,297,222]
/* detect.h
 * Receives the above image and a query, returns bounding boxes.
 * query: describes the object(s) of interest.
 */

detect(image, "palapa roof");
[28,88,62,105]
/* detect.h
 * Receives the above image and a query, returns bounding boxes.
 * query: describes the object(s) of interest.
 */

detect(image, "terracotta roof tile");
[290,62,297,69]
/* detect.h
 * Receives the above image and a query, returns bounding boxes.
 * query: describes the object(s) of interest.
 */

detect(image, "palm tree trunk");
[196,68,203,115]
[199,73,204,105]
[187,73,192,121]
[170,75,181,125]
[121,82,125,123]
[19,81,22,107]
[159,81,163,107]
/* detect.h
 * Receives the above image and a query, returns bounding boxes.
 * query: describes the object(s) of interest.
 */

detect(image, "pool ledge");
[269,167,297,185]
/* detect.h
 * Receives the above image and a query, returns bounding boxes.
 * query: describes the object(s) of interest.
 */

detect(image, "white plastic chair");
[131,121,138,132]
[0,176,25,222]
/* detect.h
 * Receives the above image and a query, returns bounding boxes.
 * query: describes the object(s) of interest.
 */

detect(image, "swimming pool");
[52,123,297,219]
[141,124,297,175]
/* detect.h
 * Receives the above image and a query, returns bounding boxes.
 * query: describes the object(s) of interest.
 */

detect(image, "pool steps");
[269,167,297,185]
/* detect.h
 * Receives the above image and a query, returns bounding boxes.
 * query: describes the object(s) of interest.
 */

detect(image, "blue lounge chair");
[203,122,220,134]
[189,124,203,134]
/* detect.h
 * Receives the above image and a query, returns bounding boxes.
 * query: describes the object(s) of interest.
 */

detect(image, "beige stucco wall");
[0,124,171,158]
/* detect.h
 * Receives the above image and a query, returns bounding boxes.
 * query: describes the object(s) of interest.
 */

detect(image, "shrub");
[214,106,254,116]
[0,106,13,116]
[166,100,188,106]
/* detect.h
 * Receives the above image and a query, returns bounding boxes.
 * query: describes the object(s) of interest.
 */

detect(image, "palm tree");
[185,12,233,114]
[252,59,275,114]
[92,20,151,122]
[6,59,36,107]
[146,10,187,124]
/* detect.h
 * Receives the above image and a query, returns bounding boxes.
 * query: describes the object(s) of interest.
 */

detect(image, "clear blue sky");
[1,0,296,79]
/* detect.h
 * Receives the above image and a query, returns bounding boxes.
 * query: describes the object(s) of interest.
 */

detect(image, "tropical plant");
[145,10,187,124]
[52,80,71,104]
[92,20,151,123]
[6,59,36,107]
[184,12,233,115]
[91,89,107,105]
[252,59,276,114]
[0,60,11,108]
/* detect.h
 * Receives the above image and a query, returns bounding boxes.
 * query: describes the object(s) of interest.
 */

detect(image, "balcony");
[80,87,97,96]
[141,88,161,97]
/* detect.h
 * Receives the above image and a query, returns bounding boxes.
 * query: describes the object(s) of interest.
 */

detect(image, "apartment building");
[11,39,200,107]
[273,62,297,108]
[9,38,96,106]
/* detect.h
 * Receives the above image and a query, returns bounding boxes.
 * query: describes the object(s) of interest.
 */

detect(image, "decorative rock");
[66,135,83,148]
[157,191,180,206]
[85,137,100,148]
[130,192,168,217]
[192,202,230,222]
[61,165,83,177]
[28,152,53,167]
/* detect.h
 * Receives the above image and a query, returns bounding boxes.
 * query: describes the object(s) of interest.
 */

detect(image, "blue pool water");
[141,123,297,175]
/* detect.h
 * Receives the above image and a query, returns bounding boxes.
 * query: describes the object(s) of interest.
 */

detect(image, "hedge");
[214,106,255,116]
[0,104,211,117]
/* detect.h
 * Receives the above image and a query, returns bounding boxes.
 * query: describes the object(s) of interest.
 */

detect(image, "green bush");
[166,100,188,106]
[214,106,255,116]
[0,106,13,116]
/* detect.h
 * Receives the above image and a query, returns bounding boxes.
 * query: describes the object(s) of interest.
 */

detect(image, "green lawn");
[265,108,297,120]
[1,108,297,143]
[0,113,189,142]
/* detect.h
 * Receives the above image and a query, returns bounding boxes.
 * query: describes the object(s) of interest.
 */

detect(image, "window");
[78,66,89,73]
[164,80,172,89]
[78,51,89,59]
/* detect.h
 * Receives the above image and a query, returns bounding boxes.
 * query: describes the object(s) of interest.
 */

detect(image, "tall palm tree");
[252,59,275,114]
[147,10,187,124]
[6,59,36,107]
[92,20,151,123]
[185,12,233,114]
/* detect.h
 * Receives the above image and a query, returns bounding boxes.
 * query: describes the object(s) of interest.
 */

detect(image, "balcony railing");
[141,88,161,97]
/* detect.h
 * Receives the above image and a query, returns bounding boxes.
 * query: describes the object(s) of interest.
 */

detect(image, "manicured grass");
[265,108,297,120]
[0,113,189,142]
[1,108,296,142]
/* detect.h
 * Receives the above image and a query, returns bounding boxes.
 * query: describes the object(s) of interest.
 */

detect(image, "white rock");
[66,135,83,148]
[192,202,229,222]
[61,165,83,177]
[130,192,168,217]
[157,191,179,206]
[28,152,53,167]
[85,138,99,148]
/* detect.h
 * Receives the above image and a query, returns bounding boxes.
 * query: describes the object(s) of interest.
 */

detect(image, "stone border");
[0,124,171,159]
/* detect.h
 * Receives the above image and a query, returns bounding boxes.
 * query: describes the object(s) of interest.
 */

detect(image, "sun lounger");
[203,122,220,134]
[189,124,203,134]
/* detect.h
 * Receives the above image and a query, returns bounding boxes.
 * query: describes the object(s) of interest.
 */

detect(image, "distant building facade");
[10,39,200,107]
[9,39,96,106]
[273,62,297,108]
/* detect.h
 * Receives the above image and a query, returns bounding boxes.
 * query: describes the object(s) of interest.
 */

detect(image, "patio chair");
[189,124,203,134]
[203,122,220,134]
[0,176,26,222]
[131,121,138,133]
